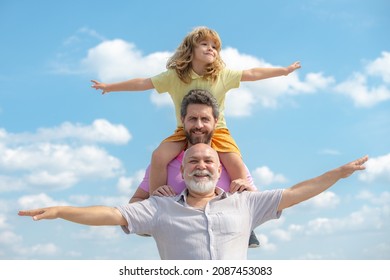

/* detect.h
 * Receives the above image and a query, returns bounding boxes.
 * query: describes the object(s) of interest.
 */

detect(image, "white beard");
[185,170,217,194]
[186,178,215,194]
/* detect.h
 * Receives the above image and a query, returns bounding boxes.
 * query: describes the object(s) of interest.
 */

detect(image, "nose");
[196,160,207,170]
[194,118,203,128]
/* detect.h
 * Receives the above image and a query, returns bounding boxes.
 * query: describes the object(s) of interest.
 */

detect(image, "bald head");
[183,143,219,163]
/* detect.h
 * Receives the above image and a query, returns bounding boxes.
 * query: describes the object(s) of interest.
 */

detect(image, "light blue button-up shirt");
[117,188,283,260]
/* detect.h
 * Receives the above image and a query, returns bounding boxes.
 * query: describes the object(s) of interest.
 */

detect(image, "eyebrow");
[187,155,215,161]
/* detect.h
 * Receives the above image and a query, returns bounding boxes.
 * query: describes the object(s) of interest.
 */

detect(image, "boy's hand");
[91,80,109,94]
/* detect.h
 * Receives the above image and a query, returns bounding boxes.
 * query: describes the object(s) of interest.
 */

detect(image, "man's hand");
[18,207,59,221]
[337,155,368,178]
[152,185,177,197]
[229,179,255,193]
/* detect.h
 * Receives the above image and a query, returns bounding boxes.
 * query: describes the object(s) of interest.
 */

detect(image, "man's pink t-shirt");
[139,151,255,194]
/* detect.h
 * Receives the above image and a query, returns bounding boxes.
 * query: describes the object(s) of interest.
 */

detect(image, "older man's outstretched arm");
[18,206,127,226]
[278,155,368,211]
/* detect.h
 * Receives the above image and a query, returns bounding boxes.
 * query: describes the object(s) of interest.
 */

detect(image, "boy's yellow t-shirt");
[151,68,242,129]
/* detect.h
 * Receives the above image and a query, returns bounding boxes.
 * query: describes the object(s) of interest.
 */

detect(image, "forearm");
[19,205,127,226]
[106,78,153,92]
[279,169,342,210]
[278,155,367,211]
[241,67,290,81]
[56,206,125,226]
[293,170,340,200]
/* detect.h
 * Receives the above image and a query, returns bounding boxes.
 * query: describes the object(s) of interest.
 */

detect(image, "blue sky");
[0,0,389,260]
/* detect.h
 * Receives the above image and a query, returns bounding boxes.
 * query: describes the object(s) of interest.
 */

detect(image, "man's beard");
[185,128,213,145]
[185,170,216,194]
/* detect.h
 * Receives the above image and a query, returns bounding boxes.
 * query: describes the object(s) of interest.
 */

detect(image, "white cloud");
[305,204,388,236]
[116,169,146,195]
[5,119,131,145]
[222,47,334,114]
[271,224,303,242]
[358,153,390,183]
[252,166,287,187]
[74,226,121,240]
[0,143,123,190]
[303,191,340,209]
[150,92,173,107]
[18,193,68,209]
[225,88,254,117]
[266,191,389,247]
[356,190,390,206]
[255,233,277,251]
[0,230,22,245]
[0,120,126,191]
[366,51,390,83]
[0,214,9,229]
[334,73,390,107]
[0,175,25,192]
[81,39,169,81]
[334,51,390,107]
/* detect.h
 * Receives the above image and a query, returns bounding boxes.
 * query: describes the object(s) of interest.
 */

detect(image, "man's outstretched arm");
[278,155,368,211]
[18,206,127,226]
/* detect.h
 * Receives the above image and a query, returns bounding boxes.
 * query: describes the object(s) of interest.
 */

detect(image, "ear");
[217,162,222,179]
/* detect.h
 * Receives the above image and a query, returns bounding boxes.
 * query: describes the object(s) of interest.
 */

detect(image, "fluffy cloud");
[4,119,131,145]
[81,39,169,81]
[17,193,68,209]
[222,47,334,115]
[366,51,390,83]
[0,119,128,192]
[334,51,390,107]
[252,165,287,187]
[358,153,390,183]
[303,191,341,209]
[116,169,146,195]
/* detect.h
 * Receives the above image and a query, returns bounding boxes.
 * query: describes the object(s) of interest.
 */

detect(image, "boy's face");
[193,39,218,65]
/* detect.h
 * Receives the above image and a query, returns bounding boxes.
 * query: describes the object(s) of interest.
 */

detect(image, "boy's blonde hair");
[167,26,225,83]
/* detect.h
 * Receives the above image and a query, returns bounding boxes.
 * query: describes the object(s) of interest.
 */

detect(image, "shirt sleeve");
[116,198,158,235]
[246,189,283,227]
[221,68,242,90]
[151,69,175,93]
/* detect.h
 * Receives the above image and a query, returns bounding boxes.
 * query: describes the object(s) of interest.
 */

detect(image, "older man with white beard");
[19,143,368,260]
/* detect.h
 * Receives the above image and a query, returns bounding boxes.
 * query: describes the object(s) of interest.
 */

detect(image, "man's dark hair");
[180,89,219,119]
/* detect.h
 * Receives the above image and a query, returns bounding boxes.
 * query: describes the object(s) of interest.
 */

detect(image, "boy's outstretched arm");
[91,78,154,94]
[278,155,368,211]
[241,61,301,81]
[18,206,127,227]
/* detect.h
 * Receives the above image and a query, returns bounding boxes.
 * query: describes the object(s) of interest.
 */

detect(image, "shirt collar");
[190,70,203,80]
[177,187,227,204]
